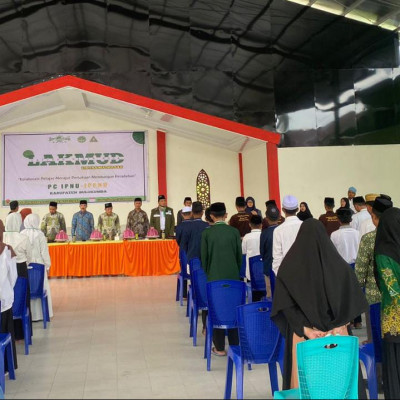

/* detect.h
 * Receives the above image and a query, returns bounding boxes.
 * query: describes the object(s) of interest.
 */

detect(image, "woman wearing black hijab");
[271,218,368,390]
[341,197,355,214]
[245,196,262,217]
[375,207,400,399]
[296,202,313,221]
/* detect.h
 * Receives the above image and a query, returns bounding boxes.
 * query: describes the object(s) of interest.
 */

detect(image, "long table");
[48,239,180,278]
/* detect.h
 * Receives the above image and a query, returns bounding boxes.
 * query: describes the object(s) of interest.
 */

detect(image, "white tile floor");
[6,275,283,399]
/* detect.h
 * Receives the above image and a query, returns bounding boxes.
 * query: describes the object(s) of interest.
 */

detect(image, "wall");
[0,109,241,229]
[242,143,269,212]
[165,134,240,219]
[278,144,400,218]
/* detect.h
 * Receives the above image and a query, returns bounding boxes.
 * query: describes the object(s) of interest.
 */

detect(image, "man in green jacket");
[149,195,175,238]
[201,202,242,356]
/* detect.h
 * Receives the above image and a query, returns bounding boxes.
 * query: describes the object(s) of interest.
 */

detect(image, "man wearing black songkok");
[40,201,67,242]
[201,202,242,356]
[271,218,368,391]
[318,197,340,236]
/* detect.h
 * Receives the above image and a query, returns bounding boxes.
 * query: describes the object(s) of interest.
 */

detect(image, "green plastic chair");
[274,335,359,399]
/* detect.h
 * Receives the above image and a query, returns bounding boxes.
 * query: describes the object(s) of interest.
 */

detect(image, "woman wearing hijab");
[245,197,262,217]
[3,212,33,340]
[21,214,54,322]
[0,220,18,369]
[296,202,313,221]
[375,207,400,399]
[271,218,368,391]
[341,197,355,214]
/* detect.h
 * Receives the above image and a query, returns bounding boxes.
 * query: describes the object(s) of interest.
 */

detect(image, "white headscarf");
[4,212,26,252]
[21,214,41,244]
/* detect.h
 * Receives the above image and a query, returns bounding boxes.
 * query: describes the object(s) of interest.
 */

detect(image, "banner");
[3,131,148,205]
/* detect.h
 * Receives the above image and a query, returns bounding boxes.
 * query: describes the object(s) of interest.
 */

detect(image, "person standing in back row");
[229,196,251,238]
[272,195,303,276]
[176,197,193,226]
[318,197,340,236]
[351,196,370,232]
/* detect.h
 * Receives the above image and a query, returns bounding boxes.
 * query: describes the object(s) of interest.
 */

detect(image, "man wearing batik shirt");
[97,203,121,240]
[71,200,94,241]
[126,198,150,238]
[41,201,67,242]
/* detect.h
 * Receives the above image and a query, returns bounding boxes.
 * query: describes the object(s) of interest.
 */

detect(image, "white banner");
[3,131,148,206]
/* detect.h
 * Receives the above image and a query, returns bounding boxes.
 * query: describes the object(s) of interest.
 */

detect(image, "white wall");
[0,109,241,227]
[278,144,400,218]
[165,133,240,219]
[242,142,269,212]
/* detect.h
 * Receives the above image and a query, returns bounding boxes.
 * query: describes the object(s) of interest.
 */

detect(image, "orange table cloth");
[48,239,180,277]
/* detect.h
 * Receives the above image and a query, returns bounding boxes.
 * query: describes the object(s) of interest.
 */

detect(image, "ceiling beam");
[376,8,400,26]
[341,0,367,16]
[0,105,66,129]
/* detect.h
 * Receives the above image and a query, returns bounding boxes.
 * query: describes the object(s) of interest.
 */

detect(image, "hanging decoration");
[196,169,210,209]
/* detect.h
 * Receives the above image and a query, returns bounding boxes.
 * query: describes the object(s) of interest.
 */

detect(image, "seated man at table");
[71,200,94,241]
[150,195,175,238]
[98,203,121,240]
[41,201,67,243]
[126,198,150,238]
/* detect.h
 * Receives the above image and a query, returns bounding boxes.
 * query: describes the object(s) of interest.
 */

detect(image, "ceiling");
[0,86,265,153]
[285,0,400,31]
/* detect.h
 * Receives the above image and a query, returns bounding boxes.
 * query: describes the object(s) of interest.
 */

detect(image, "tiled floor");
[6,275,283,399]
[5,275,372,399]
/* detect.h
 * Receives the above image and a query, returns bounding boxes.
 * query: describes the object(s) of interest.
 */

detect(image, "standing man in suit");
[150,195,175,238]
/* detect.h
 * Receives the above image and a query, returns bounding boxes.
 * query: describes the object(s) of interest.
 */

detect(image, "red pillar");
[267,142,281,209]
[238,153,244,197]
[157,130,167,199]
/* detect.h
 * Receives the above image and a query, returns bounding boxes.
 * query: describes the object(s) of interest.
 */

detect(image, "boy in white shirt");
[242,215,264,301]
[331,207,360,264]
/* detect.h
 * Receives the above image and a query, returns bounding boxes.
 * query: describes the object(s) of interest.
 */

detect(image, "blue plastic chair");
[240,255,252,302]
[224,301,283,399]
[12,277,32,355]
[358,302,381,400]
[187,258,202,324]
[274,336,359,399]
[28,263,50,329]
[176,249,189,307]
[189,267,208,346]
[239,255,246,280]
[205,280,246,371]
[249,255,267,298]
[270,270,276,298]
[0,302,16,394]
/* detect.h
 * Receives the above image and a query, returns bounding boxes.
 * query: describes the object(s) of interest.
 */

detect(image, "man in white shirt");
[331,207,360,264]
[272,195,303,275]
[350,196,371,231]
[348,187,357,213]
[359,193,379,237]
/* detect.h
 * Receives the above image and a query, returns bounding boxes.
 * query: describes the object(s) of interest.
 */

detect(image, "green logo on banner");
[132,132,145,145]
[23,150,35,159]
[78,136,86,143]
[49,135,70,143]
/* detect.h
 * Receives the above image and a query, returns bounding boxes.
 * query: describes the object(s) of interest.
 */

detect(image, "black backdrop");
[0,0,398,146]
